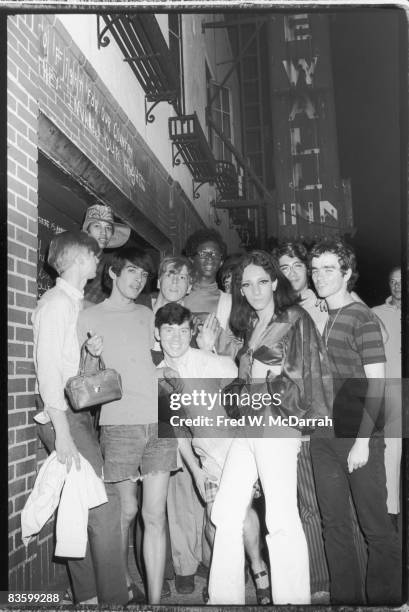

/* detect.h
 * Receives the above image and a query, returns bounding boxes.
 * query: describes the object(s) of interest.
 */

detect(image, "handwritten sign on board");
[38,18,148,199]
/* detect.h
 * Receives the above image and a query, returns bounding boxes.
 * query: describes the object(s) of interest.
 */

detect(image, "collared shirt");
[158,347,237,479]
[160,346,237,380]
[32,278,83,413]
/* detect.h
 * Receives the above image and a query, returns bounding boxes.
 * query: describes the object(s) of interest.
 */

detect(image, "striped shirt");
[324,302,385,379]
[324,302,385,437]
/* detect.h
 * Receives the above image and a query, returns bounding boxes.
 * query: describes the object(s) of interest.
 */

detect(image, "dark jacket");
[237,305,333,432]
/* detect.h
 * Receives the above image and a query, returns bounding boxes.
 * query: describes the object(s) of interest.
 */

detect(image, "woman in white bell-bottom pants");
[208,434,309,604]
[208,250,325,605]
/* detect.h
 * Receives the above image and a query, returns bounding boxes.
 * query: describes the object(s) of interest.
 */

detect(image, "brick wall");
[8,14,66,592]
[7,12,205,594]
[35,14,203,252]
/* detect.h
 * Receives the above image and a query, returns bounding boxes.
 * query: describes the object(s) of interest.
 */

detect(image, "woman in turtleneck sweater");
[183,229,232,331]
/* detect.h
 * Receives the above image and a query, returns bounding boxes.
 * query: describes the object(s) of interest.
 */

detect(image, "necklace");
[324,307,343,347]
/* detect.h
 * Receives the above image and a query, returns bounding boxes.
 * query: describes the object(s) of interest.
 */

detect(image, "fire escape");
[201,15,275,249]
[97,12,275,248]
[97,13,182,124]
[164,14,276,248]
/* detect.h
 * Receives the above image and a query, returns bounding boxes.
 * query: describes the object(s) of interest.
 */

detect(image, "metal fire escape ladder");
[235,17,269,245]
[203,16,272,248]
[168,113,217,200]
[207,114,272,208]
[97,14,180,124]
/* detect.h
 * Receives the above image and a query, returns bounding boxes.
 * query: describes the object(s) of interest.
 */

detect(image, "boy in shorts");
[78,248,178,604]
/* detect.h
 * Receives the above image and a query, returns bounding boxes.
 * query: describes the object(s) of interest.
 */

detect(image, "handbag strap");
[78,340,106,374]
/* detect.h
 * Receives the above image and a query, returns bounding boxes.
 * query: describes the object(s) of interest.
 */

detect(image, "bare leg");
[204,502,215,559]
[142,472,170,604]
[244,506,264,571]
[114,480,138,589]
[206,500,268,601]
[207,501,265,577]
[244,507,270,603]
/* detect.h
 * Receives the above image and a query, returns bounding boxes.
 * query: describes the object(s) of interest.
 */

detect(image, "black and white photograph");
[4,3,407,608]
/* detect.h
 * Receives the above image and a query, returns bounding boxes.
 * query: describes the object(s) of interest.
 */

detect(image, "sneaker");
[175,574,195,594]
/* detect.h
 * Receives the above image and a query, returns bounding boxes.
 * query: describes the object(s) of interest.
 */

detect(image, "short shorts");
[101,422,178,482]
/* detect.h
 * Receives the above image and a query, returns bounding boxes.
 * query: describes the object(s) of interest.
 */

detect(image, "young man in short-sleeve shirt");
[78,248,178,605]
[309,240,401,606]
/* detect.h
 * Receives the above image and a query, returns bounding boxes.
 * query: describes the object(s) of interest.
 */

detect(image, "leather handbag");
[65,342,122,411]
[222,377,248,420]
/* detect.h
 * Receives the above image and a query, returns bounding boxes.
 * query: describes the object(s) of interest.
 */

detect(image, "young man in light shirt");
[156,302,271,605]
[153,255,220,594]
[309,239,401,605]
[32,230,128,606]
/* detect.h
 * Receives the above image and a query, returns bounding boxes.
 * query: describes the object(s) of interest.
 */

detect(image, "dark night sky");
[329,8,404,306]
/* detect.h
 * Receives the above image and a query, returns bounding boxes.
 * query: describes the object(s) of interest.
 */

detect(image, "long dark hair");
[229,250,299,339]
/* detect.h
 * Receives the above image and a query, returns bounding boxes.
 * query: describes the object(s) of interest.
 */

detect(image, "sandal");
[253,568,271,605]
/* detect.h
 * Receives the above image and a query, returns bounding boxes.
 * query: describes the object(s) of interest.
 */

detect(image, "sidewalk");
[128,550,258,606]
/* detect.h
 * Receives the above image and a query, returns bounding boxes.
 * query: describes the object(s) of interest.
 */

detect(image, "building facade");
[7,11,247,590]
[267,13,353,241]
[8,10,355,592]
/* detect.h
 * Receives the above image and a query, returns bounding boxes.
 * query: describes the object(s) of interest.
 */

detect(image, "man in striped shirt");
[309,240,401,606]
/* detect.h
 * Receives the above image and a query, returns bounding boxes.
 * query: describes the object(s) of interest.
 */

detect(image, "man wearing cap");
[81,204,131,307]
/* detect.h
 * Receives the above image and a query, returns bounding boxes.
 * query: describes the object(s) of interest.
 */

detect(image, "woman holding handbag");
[208,250,332,605]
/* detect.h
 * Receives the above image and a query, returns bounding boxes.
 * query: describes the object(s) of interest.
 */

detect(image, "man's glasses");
[196,250,222,260]
[279,262,306,274]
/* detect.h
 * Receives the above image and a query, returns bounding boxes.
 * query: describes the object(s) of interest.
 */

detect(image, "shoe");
[161,579,171,598]
[196,562,209,580]
[311,590,330,604]
[253,567,272,605]
[127,582,146,605]
[175,574,195,594]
